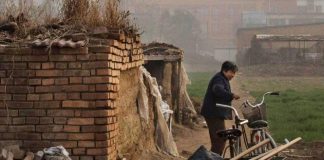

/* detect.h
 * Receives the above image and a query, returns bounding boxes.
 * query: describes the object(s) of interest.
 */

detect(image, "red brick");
[77,55,90,61]
[69,77,82,84]
[19,109,46,116]
[82,61,110,69]
[83,77,110,84]
[67,118,94,125]
[55,78,68,85]
[69,62,82,69]
[42,133,67,140]
[34,101,60,108]
[63,70,90,77]
[95,100,115,108]
[39,117,53,124]
[95,133,109,140]
[81,93,110,100]
[78,141,95,147]
[49,55,76,62]
[6,101,33,108]
[95,118,114,125]
[63,101,89,108]
[22,55,48,62]
[95,84,118,92]
[0,109,18,116]
[29,79,42,85]
[28,63,41,69]
[42,62,55,69]
[26,117,40,124]
[35,86,60,93]
[36,125,63,132]
[68,133,94,140]
[67,93,80,99]
[0,94,11,101]
[52,141,77,148]
[36,70,62,77]
[80,156,93,160]
[23,141,50,148]
[47,110,74,117]
[80,110,111,118]
[42,79,54,85]
[81,125,108,132]
[39,93,53,100]
[27,94,40,101]
[95,141,109,147]
[8,125,35,132]
[0,117,11,124]
[89,85,95,92]
[7,86,33,94]
[12,117,25,124]
[56,62,68,69]
[12,94,26,100]
[90,69,96,76]
[54,117,67,124]
[62,85,89,92]
[88,46,114,53]
[0,125,8,132]
[86,148,108,156]
[55,48,88,55]
[73,148,86,155]
[71,156,80,160]
[1,133,16,139]
[14,78,28,85]
[63,125,80,132]
[54,93,67,100]
[16,133,41,140]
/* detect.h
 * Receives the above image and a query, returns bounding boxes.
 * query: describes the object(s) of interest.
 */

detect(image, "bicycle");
[240,91,280,155]
[215,103,249,159]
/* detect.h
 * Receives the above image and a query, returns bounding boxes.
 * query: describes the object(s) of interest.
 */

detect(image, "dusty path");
[174,74,253,158]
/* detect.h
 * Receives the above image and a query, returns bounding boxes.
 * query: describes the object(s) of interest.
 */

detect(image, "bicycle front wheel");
[251,130,277,154]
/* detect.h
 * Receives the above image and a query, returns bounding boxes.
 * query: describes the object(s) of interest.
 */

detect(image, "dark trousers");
[205,117,226,155]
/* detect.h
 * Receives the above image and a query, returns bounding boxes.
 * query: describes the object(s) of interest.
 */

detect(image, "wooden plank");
[231,139,271,160]
[258,137,302,160]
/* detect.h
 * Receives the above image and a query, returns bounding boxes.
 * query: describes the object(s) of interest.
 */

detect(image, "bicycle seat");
[217,129,242,140]
[248,120,268,129]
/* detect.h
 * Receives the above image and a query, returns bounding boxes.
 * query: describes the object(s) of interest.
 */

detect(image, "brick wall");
[0,34,144,160]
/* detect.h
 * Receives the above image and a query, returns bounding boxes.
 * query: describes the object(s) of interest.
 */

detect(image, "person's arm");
[212,77,234,101]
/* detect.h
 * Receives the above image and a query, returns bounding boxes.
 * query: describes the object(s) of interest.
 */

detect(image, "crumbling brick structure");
[0,33,144,160]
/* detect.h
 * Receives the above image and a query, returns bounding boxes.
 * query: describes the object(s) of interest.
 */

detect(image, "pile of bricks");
[0,32,144,160]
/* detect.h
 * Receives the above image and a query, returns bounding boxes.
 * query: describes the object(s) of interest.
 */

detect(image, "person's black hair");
[221,61,238,72]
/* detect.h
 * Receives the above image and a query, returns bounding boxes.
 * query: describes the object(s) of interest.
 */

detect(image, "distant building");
[122,0,324,62]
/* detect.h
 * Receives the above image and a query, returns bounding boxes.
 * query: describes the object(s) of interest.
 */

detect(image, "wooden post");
[176,60,182,124]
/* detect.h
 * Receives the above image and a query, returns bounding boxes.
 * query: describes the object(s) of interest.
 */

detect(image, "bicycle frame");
[215,104,250,157]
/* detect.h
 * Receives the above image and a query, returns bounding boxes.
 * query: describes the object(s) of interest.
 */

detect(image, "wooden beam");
[231,139,271,160]
[258,137,302,160]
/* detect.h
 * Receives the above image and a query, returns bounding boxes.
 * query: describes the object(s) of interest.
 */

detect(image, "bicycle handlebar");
[216,103,240,118]
[245,91,280,108]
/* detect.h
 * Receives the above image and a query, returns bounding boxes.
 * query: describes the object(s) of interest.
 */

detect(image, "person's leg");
[205,117,226,155]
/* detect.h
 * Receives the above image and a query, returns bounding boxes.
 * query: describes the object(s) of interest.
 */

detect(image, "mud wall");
[0,35,144,160]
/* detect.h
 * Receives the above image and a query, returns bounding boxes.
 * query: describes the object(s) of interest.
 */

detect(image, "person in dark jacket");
[201,61,240,155]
